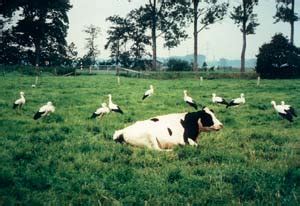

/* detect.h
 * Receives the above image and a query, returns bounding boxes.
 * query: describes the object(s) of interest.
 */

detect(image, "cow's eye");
[210,109,214,113]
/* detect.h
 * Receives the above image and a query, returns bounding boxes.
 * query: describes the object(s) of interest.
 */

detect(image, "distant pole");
[257,76,260,86]
[80,62,83,71]
[35,76,38,85]
[200,76,203,85]
[35,64,39,85]
[117,76,120,85]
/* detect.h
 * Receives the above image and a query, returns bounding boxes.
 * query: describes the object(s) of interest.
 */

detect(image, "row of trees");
[105,0,298,72]
[1,0,298,73]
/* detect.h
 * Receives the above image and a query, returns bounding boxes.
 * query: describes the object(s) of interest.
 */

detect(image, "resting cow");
[113,107,223,150]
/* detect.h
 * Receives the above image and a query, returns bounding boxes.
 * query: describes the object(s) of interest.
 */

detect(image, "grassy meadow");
[0,74,300,205]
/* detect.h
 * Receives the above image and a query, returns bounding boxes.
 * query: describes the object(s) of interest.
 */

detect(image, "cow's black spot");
[181,109,214,143]
[200,112,214,127]
[181,112,201,143]
[167,128,172,136]
[150,118,159,122]
[115,134,125,144]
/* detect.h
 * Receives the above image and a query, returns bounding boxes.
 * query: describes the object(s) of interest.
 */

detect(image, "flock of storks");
[12,83,297,122]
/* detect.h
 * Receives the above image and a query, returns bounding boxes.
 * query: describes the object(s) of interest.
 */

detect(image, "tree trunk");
[193,0,199,72]
[34,40,41,76]
[116,40,120,76]
[291,0,295,45]
[151,0,157,71]
[241,31,246,73]
[241,1,246,73]
[35,41,41,67]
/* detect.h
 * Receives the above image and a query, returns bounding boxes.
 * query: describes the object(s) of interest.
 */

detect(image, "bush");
[167,58,192,71]
[0,65,75,76]
[256,33,300,78]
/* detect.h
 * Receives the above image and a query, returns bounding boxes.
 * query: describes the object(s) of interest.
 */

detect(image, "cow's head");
[198,107,223,132]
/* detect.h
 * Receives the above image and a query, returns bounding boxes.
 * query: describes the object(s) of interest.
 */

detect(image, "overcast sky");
[66,0,300,60]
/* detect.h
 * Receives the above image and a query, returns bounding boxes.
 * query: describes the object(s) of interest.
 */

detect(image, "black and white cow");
[113,107,223,150]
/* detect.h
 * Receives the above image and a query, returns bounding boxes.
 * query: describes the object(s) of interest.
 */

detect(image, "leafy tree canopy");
[230,0,259,35]
[1,0,72,66]
[274,0,298,23]
[105,12,150,68]
[83,25,101,66]
[167,58,192,71]
[256,33,300,78]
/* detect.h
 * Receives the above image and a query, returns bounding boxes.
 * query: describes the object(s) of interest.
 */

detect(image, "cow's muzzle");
[213,124,223,131]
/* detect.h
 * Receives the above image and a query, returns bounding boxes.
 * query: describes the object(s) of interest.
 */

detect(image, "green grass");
[0,74,300,205]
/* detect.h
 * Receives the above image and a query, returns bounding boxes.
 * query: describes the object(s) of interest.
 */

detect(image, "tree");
[167,58,192,71]
[190,0,228,72]
[127,9,151,69]
[1,0,72,66]
[119,51,132,68]
[105,15,131,71]
[105,12,150,72]
[202,61,208,71]
[65,42,78,66]
[0,15,21,65]
[83,25,101,67]
[126,0,190,70]
[274,0,299,45]
[230,0,259,73]
[0,29,22,65]
[256,33,300,78]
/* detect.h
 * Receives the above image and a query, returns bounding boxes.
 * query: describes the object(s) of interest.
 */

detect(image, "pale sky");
[66,0,300,61]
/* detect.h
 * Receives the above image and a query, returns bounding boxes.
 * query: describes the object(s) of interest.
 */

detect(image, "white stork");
[142,85,154,100]
[271,101,295,122]
[212,93,228,105]
[13,91,26,110]
[91,103,110,119]
[183,90,198,110]
[226,93,245,108]
[281,101,297,117]
[33,102,55,120]
[108,94,123,114]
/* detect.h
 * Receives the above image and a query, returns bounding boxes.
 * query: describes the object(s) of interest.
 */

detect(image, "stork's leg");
[20,104,23,113]
[99,113,104,120]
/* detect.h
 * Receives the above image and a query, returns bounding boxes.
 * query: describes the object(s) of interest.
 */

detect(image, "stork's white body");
[142,85,154,100]
[108,94,123,114]
[212,93,227,105]
[13,92,26,109]
[226,93,245,108]
[271,101,295,122]
[183,90,198,109]
[34,102,55,120]
[91,103,110,118]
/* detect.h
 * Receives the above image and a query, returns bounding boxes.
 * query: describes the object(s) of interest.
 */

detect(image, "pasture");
[0,74,299,205]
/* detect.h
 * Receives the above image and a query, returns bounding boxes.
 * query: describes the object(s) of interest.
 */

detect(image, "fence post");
[35,76,38,85]
[35,64,39,85]
[257,76,260,86]
[200,76,203,86]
